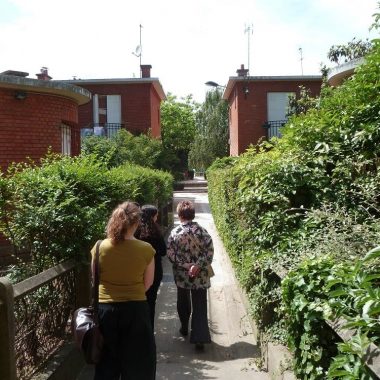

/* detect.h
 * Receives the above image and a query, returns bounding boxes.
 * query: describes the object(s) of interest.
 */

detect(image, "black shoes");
[179,325,205,350]
[179,327,188,336]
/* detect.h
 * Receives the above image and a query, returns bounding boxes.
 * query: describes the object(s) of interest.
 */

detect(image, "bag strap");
[186,227,212,270]
[185,227,202,252]
[91,240,102,312]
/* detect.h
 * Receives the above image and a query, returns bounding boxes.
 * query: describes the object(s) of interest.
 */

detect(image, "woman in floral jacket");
[167,200,214,350]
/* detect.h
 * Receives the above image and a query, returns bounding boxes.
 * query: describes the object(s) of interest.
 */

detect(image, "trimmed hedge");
[207,22,380,379]
[0,154,172,278]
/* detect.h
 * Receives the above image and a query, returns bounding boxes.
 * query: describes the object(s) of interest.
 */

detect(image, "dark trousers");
[177,287,211,344]
[94,301,156,380]
[146,271,162,330]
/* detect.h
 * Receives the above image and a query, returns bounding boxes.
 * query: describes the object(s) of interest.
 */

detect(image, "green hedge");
[0,154,172,278]
[207,22,380,379]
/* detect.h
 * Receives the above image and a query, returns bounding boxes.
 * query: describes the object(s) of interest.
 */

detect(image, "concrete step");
[175,181,208,188]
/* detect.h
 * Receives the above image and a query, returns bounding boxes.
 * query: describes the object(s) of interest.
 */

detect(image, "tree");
[327,38,373,65]
[287,85,320,117]
[81,129,164,169]
[160,94,198,177]
[188,89,229,171]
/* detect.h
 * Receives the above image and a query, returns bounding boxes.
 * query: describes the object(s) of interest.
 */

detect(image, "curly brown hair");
[106,201,141,244]
[176,200,195,221]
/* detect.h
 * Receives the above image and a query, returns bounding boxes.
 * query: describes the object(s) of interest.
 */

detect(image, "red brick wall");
[0,88,80,256]
[0,88,80,172]
[150,86,161,138]
[76,83,161,136]
[228,79,322,155]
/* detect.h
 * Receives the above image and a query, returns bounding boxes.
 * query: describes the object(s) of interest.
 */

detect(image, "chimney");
[236,64,249,77]
[140,64,152,78]
[36,67,52,81]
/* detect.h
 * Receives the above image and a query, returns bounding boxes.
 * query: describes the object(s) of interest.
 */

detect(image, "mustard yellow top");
[91,238,155,303]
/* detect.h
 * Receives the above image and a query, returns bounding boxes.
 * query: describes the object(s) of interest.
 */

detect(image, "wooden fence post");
[0,277,16,380]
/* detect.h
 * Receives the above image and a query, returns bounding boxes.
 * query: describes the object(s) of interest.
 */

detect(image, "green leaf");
[363,246,380,262]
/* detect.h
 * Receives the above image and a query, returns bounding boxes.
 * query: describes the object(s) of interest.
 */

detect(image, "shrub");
[207,15,380,378]
[0,154,173,279]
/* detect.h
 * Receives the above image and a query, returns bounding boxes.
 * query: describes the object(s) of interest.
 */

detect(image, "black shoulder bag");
[72,240,104,364]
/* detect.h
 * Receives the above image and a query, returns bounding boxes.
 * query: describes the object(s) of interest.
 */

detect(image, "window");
[267,92,295,121]
[61,124,71,155]
[106,95,122,138]
[266,92,295,139]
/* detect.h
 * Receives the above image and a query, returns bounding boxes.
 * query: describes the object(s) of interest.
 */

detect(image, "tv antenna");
[299,47,304,75]
[244,23,253,74]
[132,24,143,76]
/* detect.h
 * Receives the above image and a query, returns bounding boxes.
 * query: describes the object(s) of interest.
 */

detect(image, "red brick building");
[0,68,91,261]
[0,69,91,172]
[64,65,166,138]
[223,65,322,156]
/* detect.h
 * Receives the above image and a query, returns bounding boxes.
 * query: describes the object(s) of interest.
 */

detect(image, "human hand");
[189,264,200,278]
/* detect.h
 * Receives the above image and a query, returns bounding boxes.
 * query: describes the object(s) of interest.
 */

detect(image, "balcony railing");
[80,123,124,139]
[262,120,287,139]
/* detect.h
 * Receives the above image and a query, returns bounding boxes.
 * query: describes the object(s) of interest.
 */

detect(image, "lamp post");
[205,81,226,89]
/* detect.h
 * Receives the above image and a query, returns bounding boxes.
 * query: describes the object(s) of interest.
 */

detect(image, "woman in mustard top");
[92,201,156,380]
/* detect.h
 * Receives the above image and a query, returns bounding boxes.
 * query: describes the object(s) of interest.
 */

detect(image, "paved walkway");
[78,185,269,379]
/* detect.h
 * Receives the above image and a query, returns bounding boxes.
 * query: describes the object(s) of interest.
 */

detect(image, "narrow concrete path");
[155,190,269,379]
[77,186,269,379]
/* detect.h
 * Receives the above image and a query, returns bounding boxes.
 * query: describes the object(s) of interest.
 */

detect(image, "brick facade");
[0,88,81,172]
[224,73,322,156]
[0,71,91,260]
[75,81,163,137]
[65,68,166,138]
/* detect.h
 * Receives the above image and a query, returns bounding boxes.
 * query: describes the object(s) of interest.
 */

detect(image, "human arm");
[144,258,155,290]
[167,238,191,269]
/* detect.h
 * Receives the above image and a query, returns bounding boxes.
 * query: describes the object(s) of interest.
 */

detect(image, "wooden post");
[0,277,16,380]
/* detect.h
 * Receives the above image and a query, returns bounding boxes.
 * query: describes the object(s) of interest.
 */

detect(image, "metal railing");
[262,120,287,139]
[81,123,124,139]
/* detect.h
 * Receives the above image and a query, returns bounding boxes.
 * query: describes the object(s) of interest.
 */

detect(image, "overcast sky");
[0,0,378,102]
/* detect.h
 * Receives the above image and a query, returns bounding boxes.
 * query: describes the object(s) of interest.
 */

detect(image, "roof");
[223,75,322,100]
[327,57,364,87]
[0,74,92,105]
[62,77,166,101]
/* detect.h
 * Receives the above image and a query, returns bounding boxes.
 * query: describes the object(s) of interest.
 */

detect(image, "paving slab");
[155,191,269,380]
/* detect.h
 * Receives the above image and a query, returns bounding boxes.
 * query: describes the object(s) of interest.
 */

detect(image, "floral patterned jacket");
[167,221,214,289]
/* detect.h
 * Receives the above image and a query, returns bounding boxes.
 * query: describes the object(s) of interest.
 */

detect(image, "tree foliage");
[82,129,164,169]
[327,38,373,64]
[160,94,197,175]
[287,85,320,117]
[188,89,229,171]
